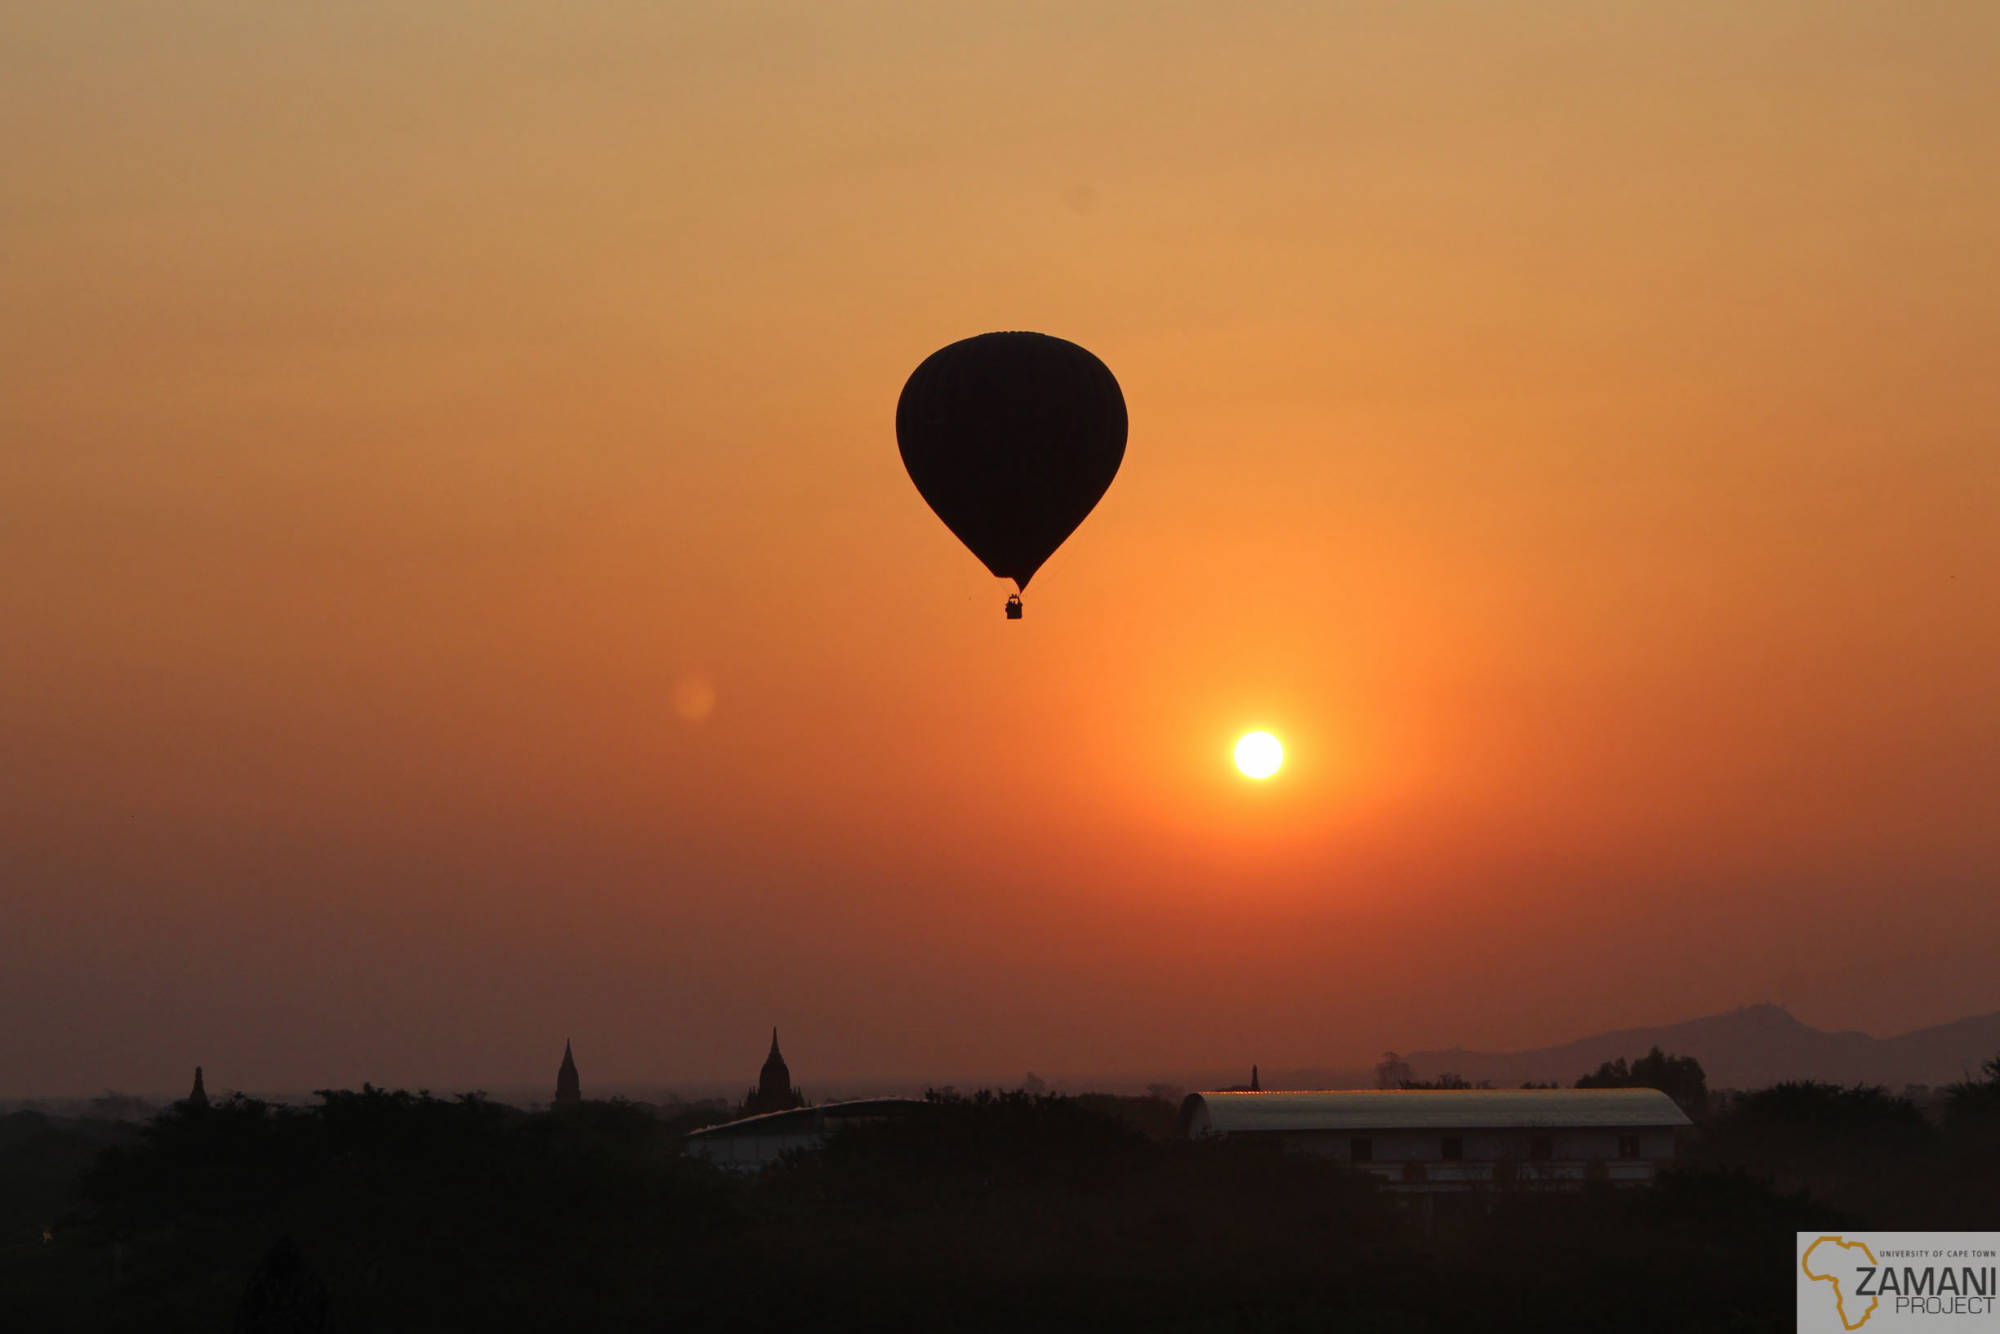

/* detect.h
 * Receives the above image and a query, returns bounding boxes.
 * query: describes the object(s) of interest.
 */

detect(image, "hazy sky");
[4,3,1997,1098]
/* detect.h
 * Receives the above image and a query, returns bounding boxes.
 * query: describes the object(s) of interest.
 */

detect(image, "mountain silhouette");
[1389,1004,2000,1090]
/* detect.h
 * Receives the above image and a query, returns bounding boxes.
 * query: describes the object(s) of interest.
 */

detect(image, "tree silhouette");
[1374,1052,1414,1089]
[1944,1053,2000,1127]
[1575,1047,1708,1117]
[1399,1073,1484,1089]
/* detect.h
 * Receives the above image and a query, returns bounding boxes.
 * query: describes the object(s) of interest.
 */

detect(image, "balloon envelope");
[896,332,1126,590]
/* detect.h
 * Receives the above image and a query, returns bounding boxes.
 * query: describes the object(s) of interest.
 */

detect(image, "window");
[1530,1135,1553,1161]
[1441,1136,1464,1161]
[1350,1137,1373,1163]
[1618,1134,1640,1159]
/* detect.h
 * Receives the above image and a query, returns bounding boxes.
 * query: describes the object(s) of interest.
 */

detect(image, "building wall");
[682,1131,823,1171]
[1278,1127,1674,1163]
[1266,1126,1674,1188]
[681,1101,924,1172]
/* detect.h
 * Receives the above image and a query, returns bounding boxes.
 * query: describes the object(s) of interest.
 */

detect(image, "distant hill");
[1384,1004,2000,1091]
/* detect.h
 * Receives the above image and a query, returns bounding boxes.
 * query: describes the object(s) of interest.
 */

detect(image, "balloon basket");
[1004,594,1023,620]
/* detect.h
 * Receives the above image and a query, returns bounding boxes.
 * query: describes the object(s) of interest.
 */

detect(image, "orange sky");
[4,3,1997,1097]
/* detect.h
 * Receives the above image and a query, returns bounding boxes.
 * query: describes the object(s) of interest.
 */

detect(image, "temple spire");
[188,1066,208,1109]
[744,1026,805,1117]
[1251,1064,1260,1092]
[554,1039,581,1109]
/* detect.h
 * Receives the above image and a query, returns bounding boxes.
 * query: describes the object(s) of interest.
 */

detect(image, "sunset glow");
[2,3,1996,1100]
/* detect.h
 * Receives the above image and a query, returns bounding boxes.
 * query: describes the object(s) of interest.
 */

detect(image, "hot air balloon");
[897,332,1126,619]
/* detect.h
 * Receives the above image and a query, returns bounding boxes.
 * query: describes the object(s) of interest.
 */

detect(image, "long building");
[681,1098,925,1172]
[1180,1088,1691,1189]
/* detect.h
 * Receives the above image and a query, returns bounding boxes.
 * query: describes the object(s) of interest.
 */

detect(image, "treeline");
[4,1059,1998,1332]
[1684,1065,2000,1227]
[1381,1043,1709,1114]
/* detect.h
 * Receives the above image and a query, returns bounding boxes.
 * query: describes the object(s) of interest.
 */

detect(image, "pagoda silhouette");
[553,1040,581,1110]
[741,1028,806,1117]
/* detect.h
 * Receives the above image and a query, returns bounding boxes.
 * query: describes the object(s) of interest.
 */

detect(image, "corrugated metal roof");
[1186,1088,1691,1134]
[681,1097,924,1140]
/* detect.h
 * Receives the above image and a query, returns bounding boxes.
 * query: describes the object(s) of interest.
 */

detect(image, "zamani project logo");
[1799,1234,2000,1332]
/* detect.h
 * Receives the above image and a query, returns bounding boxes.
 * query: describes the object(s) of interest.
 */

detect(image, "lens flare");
[671,675,717,722]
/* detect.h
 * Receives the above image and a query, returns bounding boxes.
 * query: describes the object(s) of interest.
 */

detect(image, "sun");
[1234,731,1284,779]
